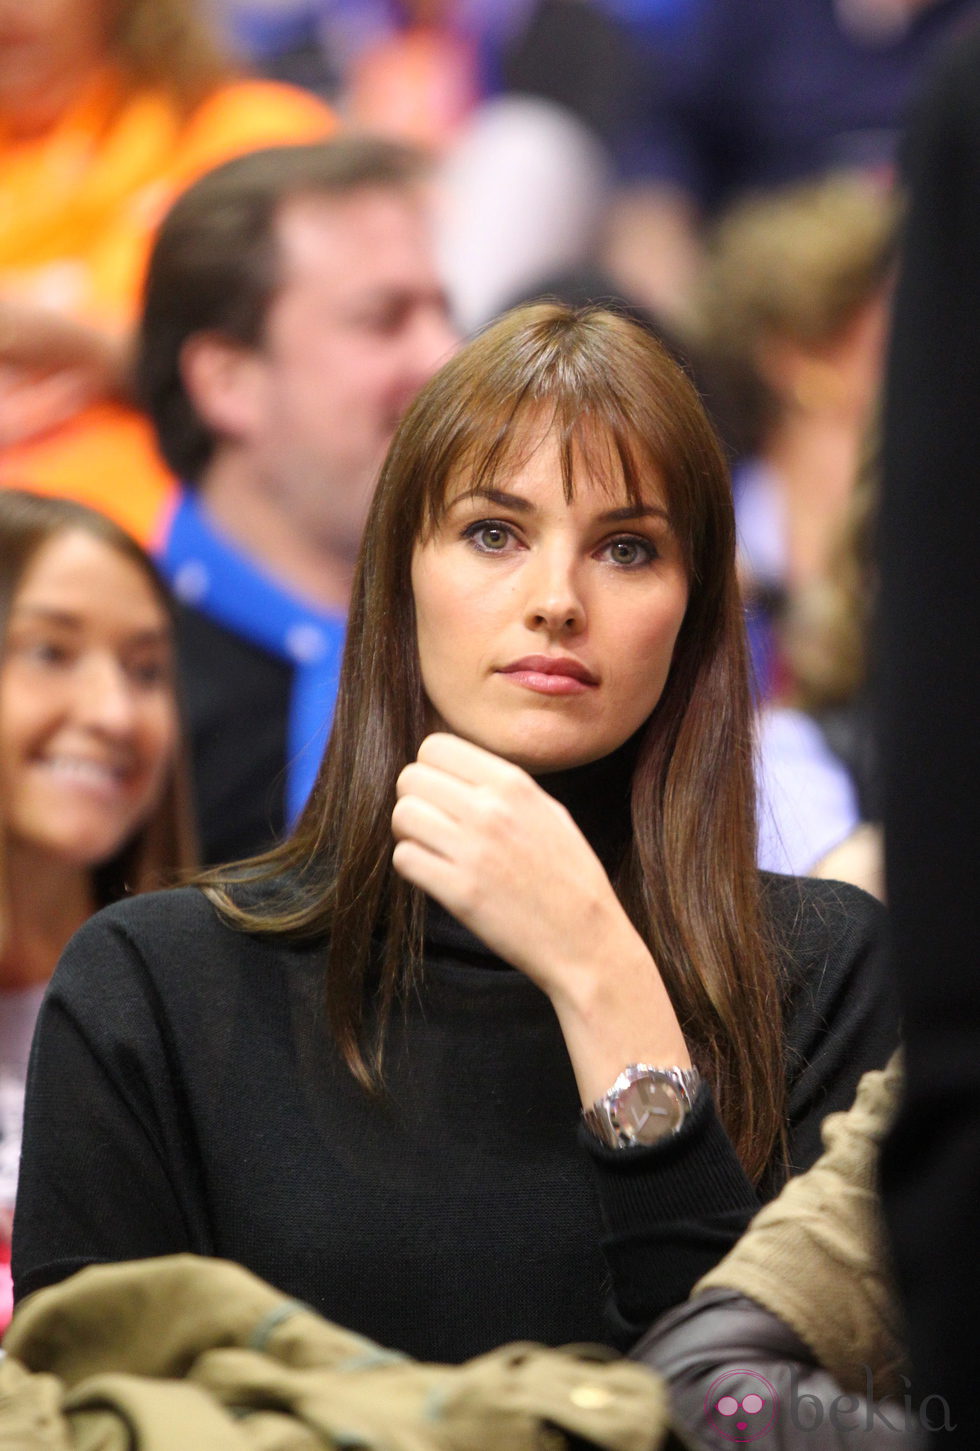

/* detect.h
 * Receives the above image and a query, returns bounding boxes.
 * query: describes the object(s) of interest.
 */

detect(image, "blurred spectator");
[212,0,347,94]
[688,172,898,701]
[435,0,640,332]
[436,96,611,332]
[812,821,885,898]
[683,175,897,876]
[0,0,335,545]
[136,139,455,863]
[784,442,881,821]
[754,703,861,877]
[499,0,635,151]
[344,1,482,152]
[788,447,886,897]
[215,0,527,122]
[217,2,632,334]
[604,0,977,320]
[878,16,980,1439]
[0,490,195,1330]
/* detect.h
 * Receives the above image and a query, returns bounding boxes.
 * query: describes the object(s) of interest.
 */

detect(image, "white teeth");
[40,757,127,787]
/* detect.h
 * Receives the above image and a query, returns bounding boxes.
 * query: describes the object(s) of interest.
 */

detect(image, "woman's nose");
[75,655,138,736]
[522,551,586,634]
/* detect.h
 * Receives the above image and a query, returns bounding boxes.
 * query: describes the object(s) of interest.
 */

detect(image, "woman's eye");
[127,658,170,689]
[602,536,656,568]
[463,521,515,553]
[23,639,71,667]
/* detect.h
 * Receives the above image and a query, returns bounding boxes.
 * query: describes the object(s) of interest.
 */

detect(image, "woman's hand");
[392,733,690,1103]
[0,299,130,447]
[393,733,625,991]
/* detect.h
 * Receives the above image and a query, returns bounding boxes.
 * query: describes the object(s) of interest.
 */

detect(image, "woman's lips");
[498,655,598,695]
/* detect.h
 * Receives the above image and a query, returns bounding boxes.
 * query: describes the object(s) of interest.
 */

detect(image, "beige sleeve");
[696,1052,908,1398]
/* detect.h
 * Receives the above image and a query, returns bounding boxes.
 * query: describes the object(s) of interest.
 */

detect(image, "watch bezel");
[583,1064,701,1149]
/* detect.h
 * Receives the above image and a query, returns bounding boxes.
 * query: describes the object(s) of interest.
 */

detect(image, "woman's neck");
[0,847,95,991]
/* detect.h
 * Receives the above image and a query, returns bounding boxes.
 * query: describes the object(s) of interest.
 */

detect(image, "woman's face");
[0,0,113,126]
[0,529,178,871]
[411,429,689,774]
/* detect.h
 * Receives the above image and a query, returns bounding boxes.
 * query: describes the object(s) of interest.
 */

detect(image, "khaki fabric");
[1,1255,669,1451]
[696,1052,908,1397]
[0,1357,72,1451]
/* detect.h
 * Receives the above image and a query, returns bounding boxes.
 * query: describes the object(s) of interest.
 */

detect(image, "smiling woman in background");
[0,490,196,1328]
[13,305,896,1358]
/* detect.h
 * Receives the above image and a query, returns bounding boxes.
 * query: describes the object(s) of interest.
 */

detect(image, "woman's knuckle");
[390,797,413,832]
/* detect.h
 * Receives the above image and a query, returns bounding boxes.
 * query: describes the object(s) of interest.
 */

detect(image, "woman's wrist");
[547,929,692,1107]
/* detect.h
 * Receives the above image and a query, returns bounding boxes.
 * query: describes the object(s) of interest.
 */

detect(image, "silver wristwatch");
[582,1064,702,1149]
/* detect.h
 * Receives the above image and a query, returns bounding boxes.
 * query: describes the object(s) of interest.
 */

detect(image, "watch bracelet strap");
[582,1065,702,1148]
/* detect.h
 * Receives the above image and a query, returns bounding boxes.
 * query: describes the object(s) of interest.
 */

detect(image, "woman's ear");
[178,332,268,446]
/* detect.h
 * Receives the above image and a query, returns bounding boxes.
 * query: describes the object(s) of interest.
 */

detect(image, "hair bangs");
[409,345,676,547]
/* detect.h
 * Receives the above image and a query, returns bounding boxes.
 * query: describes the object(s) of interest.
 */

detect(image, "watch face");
[615,1076,685,1144]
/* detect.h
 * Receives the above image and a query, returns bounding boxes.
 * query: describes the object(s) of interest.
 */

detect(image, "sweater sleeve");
[772,877,899,1182]
[11,907,214,1304]
[581,1087,760,1346]
[583,875,899,1346]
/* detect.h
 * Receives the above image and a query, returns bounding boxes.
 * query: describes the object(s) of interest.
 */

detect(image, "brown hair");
[136,137,432,484]
[0,490,197,928]
[202,303,785,1180]
[110,0,236,112]
[691,173,899,456]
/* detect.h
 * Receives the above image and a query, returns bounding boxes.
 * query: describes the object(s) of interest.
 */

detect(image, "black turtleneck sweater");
[13,753,897,1359]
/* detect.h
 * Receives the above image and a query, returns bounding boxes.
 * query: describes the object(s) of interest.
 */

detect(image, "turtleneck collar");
[534,731,639,876]
[423,733,639,968]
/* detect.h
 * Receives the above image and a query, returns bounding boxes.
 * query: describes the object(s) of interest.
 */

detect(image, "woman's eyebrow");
[449,487,534,513]
[126,627,173,648]
[447,489,671,526]
[600,503,671,525]
[9,606,83,628]
[10,606,170,645]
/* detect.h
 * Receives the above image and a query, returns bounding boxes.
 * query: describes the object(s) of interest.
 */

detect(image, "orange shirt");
[0,69,336,545]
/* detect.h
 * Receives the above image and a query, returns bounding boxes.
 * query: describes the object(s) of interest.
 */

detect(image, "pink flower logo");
[704,1369,779,1443]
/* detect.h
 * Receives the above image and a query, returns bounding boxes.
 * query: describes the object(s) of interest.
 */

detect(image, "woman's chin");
[13,819,137,875]
[476,731,618,776]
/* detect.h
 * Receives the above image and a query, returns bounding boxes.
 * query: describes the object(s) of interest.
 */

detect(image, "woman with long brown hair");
[0,489,196,1329]
[12,305,895,1358]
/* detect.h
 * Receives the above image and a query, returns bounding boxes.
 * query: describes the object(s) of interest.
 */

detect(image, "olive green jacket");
[0,1253,669,1451]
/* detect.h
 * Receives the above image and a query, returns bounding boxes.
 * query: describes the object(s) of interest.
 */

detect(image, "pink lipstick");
[498,655,598,696]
